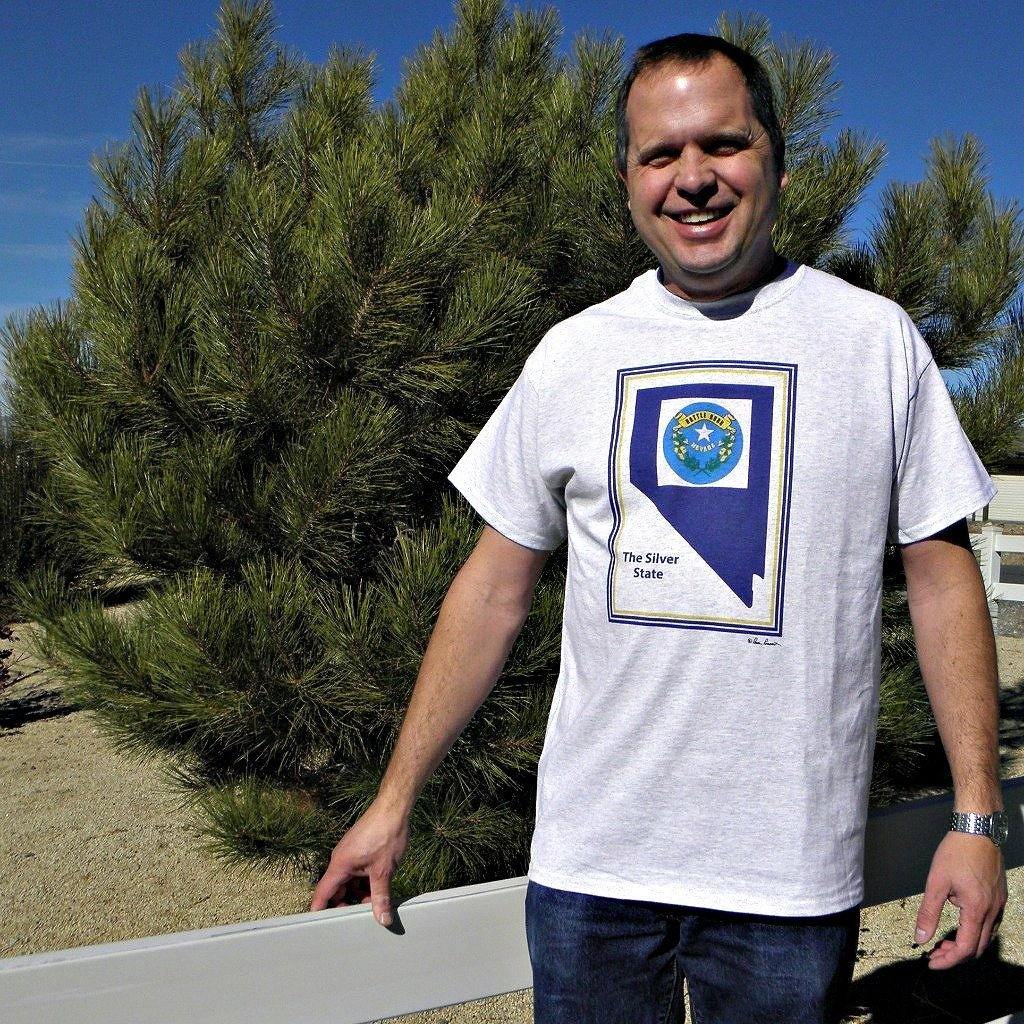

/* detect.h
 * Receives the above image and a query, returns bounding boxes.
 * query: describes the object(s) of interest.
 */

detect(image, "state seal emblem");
[662,400,743,484]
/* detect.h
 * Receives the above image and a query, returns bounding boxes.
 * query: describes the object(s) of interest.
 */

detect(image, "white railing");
[975,524,1024,606]
[2,777,1023,1024]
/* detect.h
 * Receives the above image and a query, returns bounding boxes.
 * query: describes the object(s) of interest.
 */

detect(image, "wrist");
[953,785,1004,815]
[949,808,1009,847]
[373,787,415,821]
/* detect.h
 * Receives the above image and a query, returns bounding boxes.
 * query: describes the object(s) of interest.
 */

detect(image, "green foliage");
[0,413,54,621]
[3,0,1021,898]
[823,134,1024,359]
[954,300,1024,470]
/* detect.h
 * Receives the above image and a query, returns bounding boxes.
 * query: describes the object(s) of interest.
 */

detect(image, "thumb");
[915,887,947,943]
[369,870,394,927]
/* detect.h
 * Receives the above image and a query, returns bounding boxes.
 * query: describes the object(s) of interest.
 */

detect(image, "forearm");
[374,574,529,819]
[906,559,1003,812]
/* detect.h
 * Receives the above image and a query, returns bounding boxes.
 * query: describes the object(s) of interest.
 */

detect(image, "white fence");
[986,476,1024,525]
[974,523,1024,608]
[2,777,1023,1024]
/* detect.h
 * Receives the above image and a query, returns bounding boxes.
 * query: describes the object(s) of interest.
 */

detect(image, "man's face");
[619,55,788,301]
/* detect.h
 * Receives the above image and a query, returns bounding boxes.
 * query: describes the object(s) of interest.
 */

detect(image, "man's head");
[614,34,789,301]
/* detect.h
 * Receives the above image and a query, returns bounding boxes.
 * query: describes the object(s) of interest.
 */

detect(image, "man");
[311,33,1008,1023]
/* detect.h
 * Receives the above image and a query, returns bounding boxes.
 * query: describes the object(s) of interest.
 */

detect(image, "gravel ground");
[0,624,314,954]
[2,620,1023,1023]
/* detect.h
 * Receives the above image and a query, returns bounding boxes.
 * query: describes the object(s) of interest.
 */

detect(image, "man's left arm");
[900,517,1007,969]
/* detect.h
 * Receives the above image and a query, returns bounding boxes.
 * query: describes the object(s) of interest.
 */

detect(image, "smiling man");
[310,32,1007,1024]
[619,46,787,301]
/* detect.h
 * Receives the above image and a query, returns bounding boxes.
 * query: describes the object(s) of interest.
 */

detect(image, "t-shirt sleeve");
[886,321,997,546]
[447,348,568,552]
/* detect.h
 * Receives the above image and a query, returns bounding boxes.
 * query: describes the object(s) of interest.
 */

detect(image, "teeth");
[676,208,729,224]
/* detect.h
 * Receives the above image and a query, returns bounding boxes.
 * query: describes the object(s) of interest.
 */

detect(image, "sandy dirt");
[2,620,1023,1023]
[0,623,314,954]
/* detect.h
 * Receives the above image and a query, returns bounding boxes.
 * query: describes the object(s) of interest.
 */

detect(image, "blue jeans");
[525,879,860,1024]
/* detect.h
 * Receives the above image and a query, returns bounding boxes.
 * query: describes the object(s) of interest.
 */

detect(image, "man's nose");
[672,147,716,196]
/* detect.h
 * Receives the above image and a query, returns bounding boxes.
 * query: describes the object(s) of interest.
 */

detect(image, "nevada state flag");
[606,359,797,636]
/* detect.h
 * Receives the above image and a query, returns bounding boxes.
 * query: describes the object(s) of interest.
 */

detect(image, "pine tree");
[0,414,51,621]
[2,0,1020,903]
[3,0,637,899]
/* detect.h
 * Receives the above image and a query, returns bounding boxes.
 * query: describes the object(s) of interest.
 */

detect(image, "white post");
[978,523,1001,621]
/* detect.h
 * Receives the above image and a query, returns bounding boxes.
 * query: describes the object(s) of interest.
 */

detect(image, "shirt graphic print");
[610,359,796,635]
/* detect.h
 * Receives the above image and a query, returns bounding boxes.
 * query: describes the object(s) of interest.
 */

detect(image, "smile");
[667,205,734,224]
[665,205,734,238]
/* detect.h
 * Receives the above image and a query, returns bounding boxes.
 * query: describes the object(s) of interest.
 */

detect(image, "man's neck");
[660,251,788,303]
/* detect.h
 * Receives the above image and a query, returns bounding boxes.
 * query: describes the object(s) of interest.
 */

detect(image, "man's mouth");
[666,205,735,224]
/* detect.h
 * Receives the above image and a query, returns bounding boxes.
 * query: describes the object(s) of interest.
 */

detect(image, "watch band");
[949,810,1008,847]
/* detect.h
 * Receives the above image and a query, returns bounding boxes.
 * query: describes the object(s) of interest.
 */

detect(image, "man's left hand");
[914,830,1007,969]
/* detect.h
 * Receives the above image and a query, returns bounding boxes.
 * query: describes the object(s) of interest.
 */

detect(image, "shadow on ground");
[849,932,1024,1023]
[0,686,78,733]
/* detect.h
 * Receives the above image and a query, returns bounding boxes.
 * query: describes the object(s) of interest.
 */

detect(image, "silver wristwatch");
[949,810,1009,847]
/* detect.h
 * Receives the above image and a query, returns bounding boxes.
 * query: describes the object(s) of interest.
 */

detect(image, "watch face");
[995,813,1009,844]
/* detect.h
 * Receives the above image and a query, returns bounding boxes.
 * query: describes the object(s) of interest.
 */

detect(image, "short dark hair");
[614,33,785,182]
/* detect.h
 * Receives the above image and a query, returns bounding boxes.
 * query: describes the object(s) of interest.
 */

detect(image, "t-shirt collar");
[645,258,804,319]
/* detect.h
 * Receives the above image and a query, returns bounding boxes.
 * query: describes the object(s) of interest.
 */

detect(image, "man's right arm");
[308,525,552,923]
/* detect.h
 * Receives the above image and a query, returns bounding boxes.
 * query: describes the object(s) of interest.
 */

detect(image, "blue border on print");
[605,359,797,636]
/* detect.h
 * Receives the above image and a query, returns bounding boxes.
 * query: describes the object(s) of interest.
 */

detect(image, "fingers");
[928,931,997,969]
[309,865,352,912]
[369,869,394,927]
[977,913,996,957]
[914,885,947,945]
[308,808,406,922]
[926,898,990,969]
[344,875,395,927]
[310,867,394,928]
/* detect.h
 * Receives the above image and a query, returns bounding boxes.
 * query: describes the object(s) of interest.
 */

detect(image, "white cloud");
[0,132,121,170]
[0,242,70,260]
[0,189,90,218]
[0,131,117,154]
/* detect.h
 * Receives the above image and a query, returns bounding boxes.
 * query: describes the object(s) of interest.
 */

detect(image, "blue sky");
[1,0,1022,390]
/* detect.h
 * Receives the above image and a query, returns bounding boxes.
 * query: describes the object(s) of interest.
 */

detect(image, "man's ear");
[779,169,789,191]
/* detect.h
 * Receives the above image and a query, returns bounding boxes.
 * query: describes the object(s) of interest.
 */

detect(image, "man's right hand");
[308,800,410,926]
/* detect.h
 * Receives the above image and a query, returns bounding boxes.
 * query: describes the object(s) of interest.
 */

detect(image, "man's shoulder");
[541,272,654,343]
[567,276,650,322]
[798,264,910,324]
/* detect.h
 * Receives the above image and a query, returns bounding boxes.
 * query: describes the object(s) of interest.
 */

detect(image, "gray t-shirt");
[447,259,997,915]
